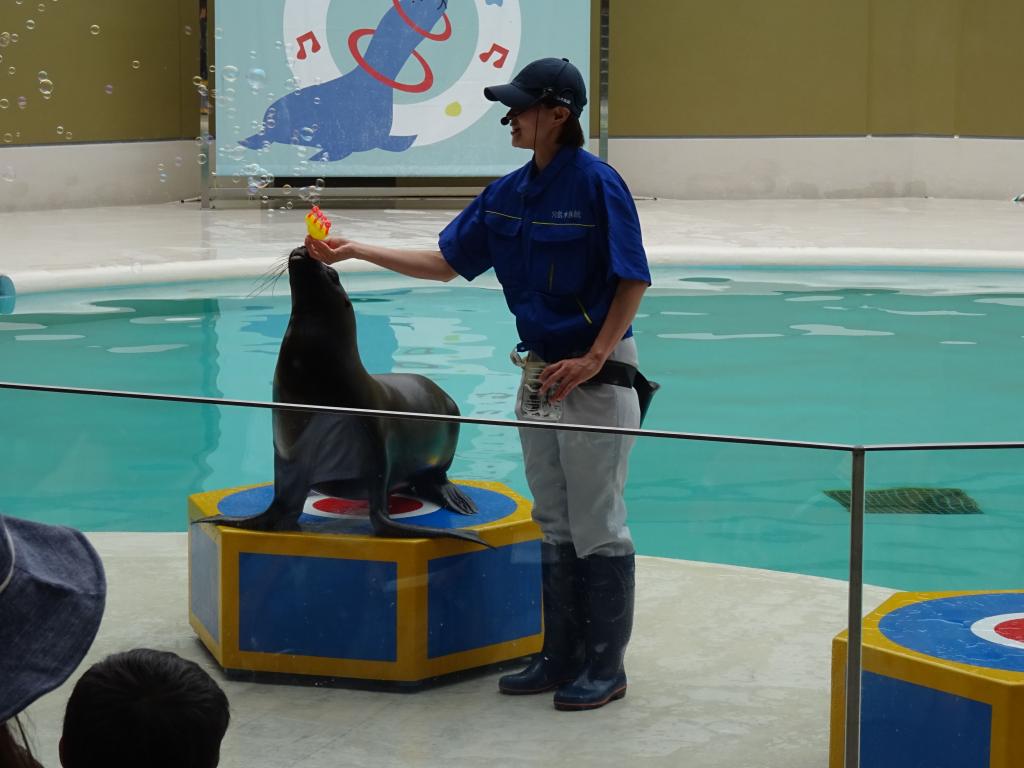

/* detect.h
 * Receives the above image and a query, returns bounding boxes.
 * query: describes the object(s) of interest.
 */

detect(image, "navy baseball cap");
[484,57,588,118]
[0,513,106,723]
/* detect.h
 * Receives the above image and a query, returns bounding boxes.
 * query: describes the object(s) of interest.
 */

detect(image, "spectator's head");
[60,649,230,768]
[0,513,106,768]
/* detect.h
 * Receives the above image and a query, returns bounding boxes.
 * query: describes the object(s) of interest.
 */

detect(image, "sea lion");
[201,246,484,546]
[239,0,449,162]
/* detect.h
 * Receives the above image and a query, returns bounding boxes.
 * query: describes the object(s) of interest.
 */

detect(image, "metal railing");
[2,378,1022,768]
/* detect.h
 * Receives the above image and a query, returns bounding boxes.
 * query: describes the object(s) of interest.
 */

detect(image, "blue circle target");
[879,593,1024,672]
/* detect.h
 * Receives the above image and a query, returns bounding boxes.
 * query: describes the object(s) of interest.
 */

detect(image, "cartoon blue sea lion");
[240,0,449,162]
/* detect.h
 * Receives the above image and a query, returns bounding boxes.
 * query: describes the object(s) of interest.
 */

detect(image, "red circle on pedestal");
[994,618,1024,643]
[312,496,424,517]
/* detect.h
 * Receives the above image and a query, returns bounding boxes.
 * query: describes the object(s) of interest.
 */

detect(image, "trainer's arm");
[305,235,457,282]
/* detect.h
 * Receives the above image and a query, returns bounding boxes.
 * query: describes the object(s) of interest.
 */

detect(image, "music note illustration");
[478,43,509,68]
[296,31,322,61]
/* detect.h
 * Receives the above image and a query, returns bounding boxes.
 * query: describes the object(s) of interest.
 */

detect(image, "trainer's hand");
[304,234,359,265]
[538,352,604,402]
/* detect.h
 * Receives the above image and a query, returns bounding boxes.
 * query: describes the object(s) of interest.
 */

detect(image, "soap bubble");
[183,25,192,36]
[56,125,63,134]
[38,79,53,97]
[191,75,202,86]
[158,171,167,183]
[2,133,12,143]
[131,59,141,70]
[37,3,45,11]
[1,165,15,183]
[196,153,207,165]
[193,135,205,147]
[315,178,325,191]
[0,33,9,47]
[222,64,238,82]
[8,66,15,75]
[104,83,113,94]
[196,84,207,97]
[16,95,26,109]
[10,33,19,43]
[246,68,266,91]
[64,131,71,139]
[300,126,314,142]
[214,26,223,40]
[157,162,165,171]
[313,96,321,105]
[174,156,183,167]
[25,20,35,31]
[37,70,47,80]
[89,24,100,36]
[0,99,8,109]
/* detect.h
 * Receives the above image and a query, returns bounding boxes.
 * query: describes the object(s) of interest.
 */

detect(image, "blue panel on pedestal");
[860,671,991,768]
[238,553,398,661]
[427,541,542,658]
[190,526,219,642]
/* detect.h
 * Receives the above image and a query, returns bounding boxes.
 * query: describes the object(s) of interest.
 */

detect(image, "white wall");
[2,136,1023,210]
[609,136,1024,201]
[0,140,201,212]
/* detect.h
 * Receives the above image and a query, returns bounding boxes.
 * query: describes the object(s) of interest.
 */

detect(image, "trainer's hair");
[541,97,585,148]
[61,649,229,768]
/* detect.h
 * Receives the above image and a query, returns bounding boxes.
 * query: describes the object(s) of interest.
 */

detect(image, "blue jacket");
[439,146,650,362]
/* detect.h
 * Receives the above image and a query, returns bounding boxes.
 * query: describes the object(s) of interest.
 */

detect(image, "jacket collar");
[515,145,578,199]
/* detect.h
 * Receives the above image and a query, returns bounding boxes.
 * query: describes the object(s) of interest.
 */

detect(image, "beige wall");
[591,0,1024,139]
[0,0,199,145]
[2,1,1020,149]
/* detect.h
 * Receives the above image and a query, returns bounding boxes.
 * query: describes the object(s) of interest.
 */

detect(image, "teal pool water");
[2,268,1023,590]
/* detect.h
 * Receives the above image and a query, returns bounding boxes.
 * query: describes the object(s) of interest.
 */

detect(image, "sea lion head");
[286,246,354,330]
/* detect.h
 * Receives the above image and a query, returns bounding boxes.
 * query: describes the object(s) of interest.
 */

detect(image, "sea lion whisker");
[247,259,291,297]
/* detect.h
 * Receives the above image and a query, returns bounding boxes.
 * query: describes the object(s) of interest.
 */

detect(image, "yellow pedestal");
[188,479,543,685]
[830,590,1024,768]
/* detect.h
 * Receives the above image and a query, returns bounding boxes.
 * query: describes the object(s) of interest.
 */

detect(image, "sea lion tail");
[407,476,479,516]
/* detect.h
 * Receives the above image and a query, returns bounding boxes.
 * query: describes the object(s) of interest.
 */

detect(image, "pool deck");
[5,197,1024,294]
[21,533,895,768]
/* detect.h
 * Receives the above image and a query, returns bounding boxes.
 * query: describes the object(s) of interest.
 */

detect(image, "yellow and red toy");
[305,206,332,240]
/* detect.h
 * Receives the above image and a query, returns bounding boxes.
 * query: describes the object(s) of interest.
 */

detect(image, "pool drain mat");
[824,487,982,515]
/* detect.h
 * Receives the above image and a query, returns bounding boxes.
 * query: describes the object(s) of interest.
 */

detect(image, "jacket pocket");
[528,224,591,296]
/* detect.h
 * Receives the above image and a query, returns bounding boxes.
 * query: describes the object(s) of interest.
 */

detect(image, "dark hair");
[540,98,585,148]
[61,649,229,768]
[0,718,40,768]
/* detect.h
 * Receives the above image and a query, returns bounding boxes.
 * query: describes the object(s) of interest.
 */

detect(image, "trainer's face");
[507,104,566,150]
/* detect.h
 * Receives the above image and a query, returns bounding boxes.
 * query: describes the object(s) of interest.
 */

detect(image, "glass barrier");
[0,384,855,768]
[856,445,1024,768]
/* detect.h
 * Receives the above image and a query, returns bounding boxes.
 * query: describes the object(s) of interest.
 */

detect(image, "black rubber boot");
[499,542,584,695]
[553,553,634,711]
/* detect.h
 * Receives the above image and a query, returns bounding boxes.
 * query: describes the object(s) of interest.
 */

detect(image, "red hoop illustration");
[347,28,434,93]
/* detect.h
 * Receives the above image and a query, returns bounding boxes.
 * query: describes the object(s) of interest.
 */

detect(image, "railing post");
[598,0,610,162]
[845,447,866,768]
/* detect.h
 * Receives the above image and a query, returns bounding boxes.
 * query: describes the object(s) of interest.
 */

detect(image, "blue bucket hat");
[0,513,106,723]
[484,57,588,118]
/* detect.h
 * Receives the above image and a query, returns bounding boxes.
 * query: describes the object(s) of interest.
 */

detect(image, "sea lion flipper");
[190,510,298,531]
[408,474,478,516]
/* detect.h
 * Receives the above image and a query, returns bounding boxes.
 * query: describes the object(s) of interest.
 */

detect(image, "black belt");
[583,360,660,426]
[582,359,638,388]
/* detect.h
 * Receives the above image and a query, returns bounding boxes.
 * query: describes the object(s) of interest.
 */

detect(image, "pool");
[2,267,1023,590]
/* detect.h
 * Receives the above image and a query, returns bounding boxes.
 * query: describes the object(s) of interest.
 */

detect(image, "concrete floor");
[21,533,894,768]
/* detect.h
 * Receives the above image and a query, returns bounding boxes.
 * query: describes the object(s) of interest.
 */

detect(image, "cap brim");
[0,517,106,723]
[483,83,538,111]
